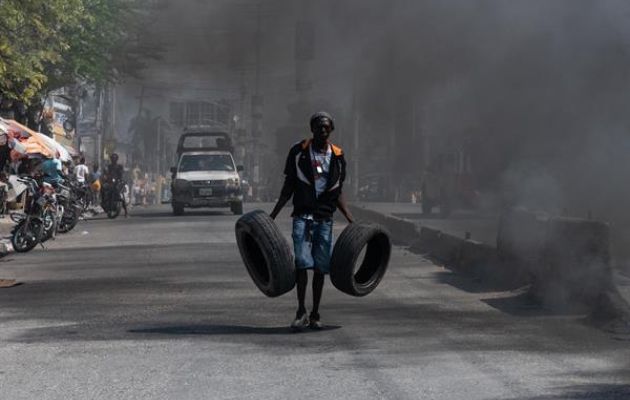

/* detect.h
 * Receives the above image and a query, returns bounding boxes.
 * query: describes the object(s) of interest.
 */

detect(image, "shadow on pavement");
[512,384,630,400]
[129,324,341,335]
[434,271,524,294]
[481,292,584,317]
[435,271,586,317]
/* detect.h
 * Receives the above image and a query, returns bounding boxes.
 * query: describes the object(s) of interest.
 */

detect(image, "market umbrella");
[38,133,70,161]
[5,120,58,159]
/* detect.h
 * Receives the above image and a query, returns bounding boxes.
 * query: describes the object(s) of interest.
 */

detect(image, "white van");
[170,131,243,216]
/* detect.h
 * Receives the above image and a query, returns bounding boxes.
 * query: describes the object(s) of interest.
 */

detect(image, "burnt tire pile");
[235,210,391,298]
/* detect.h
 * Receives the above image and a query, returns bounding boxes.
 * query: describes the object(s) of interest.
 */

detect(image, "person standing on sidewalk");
[75,157,89,185]
[270,111,354,331]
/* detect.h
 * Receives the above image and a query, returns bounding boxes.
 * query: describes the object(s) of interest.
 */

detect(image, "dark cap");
[310,111,335,131]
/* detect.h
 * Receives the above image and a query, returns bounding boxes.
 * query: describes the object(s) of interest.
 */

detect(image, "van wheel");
[231,201,243,215]
[172,203,184,216]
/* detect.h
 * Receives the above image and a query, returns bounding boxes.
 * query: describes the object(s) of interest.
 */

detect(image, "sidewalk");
[353,202,630,308]
[0,215,14,239]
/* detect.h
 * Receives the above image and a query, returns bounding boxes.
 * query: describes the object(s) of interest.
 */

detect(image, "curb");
[0,241,10,257]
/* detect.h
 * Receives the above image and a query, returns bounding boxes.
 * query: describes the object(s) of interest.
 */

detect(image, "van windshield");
[178,154,235,172]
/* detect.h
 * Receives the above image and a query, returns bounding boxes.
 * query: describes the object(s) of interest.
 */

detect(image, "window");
[178,154,235,173]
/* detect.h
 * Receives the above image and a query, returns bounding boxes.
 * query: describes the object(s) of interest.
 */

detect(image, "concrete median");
[349,205,419,246]
[534,217,614,307]
[430,232,465,266]
[496,208,548,271]
[351,203,630,324]
[409,226,441,254]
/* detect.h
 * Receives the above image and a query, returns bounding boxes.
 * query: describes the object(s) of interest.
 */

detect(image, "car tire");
[231,201,243,215]
[330,223,392,297]
[172,203,184,216]
[235,210,295,297]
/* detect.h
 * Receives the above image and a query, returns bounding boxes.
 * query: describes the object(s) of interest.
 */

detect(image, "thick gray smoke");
[129,0,630,223]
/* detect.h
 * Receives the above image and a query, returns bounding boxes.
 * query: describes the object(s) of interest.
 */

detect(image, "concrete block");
[536,217,612,305]
[496,208,548,269]
[409,227,441,254]
[459,240,496,273]
[430,232,465,266]
[348,205,419,246]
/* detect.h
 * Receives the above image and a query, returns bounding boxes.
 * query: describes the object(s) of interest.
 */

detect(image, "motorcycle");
[55,181,80,233]
[70,179,92,214]
[101,178,123,219]
[10,177,57,252]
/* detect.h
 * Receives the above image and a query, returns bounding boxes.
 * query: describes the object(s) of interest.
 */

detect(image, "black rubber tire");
[231,201,243,215]
[172,203,184,216]
[330,223,392,297]
[41,209,57,241]
[235,210,295,297]
[11,219,42,253]
[107,202,121,219]
[58,207,79,233]
[66,207,80,231]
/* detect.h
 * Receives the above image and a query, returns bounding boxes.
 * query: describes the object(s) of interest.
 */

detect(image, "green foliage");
[0,0,158,104]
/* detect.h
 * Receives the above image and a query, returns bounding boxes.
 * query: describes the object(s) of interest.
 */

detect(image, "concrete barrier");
[459,240,496,273]
[349,204,629,323]
[348,205,419,246]
[534,217,613,307]
[430,232,465,266]
[496,208,548,269]
[409,227,441,254]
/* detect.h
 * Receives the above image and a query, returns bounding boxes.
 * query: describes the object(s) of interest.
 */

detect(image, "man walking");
[270,111,354,331]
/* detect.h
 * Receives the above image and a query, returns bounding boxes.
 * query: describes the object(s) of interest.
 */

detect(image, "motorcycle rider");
[41,154,65,186]
[103,153,128,217]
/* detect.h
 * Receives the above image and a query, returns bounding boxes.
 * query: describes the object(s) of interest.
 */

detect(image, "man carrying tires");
[270,111,354,331]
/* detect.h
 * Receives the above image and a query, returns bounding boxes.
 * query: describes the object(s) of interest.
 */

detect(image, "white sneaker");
[290,310,309,331]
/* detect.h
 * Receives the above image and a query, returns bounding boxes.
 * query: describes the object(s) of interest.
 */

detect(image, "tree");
[0,0,159,106]
[0,0,83,103]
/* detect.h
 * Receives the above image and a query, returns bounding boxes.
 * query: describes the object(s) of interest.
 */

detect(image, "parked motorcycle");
[10,177,57,252]
[71,179,92,214]
[56,181,80,233]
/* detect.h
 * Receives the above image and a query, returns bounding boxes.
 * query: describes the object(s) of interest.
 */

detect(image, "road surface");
[0,204,629,399]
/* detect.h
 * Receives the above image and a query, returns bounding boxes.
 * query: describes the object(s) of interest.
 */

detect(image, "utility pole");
[96,86,103,170]
[250,1,264,199]
[351,75,360,200]
[156,118,161,175]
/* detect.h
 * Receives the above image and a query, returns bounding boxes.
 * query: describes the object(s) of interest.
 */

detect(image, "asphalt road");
[0,203,629,399]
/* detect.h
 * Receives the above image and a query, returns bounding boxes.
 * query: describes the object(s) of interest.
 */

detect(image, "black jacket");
[280,139,346,220]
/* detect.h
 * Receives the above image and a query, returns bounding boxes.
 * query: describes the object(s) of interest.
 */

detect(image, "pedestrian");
[90,164,101,204]
[75,157,89,185]
[270,111,354,331]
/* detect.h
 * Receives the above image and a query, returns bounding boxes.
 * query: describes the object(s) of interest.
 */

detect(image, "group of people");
[0,151,133,217]
[130,165,163,207]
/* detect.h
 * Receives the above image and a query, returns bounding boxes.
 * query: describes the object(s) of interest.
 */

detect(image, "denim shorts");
[292,217,334,274]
